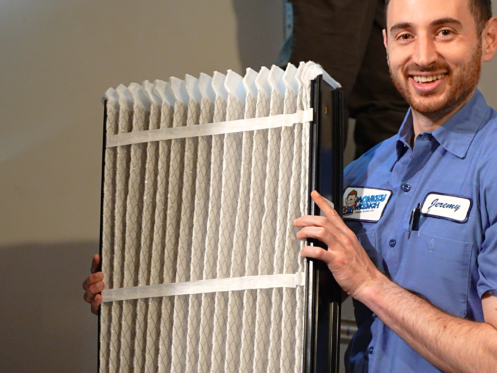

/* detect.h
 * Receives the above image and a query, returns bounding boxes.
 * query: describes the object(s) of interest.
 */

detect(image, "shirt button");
[389,239,396,247]
[369,346,374,354]
[401,184,411,192]
[421,134,429,141]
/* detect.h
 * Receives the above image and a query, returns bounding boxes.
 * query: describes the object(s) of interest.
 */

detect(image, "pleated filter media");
[98,61,344,373]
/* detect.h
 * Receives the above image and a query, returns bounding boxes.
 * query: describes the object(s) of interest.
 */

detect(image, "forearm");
[360,276,497,373]
[295,191,497,372]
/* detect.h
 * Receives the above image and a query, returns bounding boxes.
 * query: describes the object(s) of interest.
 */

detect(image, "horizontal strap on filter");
[101,272,305,303]
[106,108,314,147]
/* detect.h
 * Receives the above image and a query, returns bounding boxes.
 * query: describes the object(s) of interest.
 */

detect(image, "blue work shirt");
[343,90,497,372]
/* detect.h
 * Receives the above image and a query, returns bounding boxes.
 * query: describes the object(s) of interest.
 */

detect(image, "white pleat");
[295,61,311,373]
[277,64,303,371]
[283,123,304,373]
[119,83,150,373]
[161,77,189,373]
[238,66,270,373]
[243,68,258,120]
[252,65,285,372]
[154,79,181,373]
[294,284,305,373]
[223,67,258,373]
[129,81,161,373]
[198,73,215,125]
[267,63,299,373]
[108,85,133,373]
[170,74,201,373]
[100,88,119,373]
[185,73,214,373]
[283,64,299,115]
[144,80,175,373]
[209,70,245,373]
[296,62,306,112]
[299,63,311,240]
[197,71,227,373]
[157,296,174,373]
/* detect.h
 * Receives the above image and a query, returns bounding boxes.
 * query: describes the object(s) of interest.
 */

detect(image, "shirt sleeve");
[476,147,497,297]
[477,223,497,297]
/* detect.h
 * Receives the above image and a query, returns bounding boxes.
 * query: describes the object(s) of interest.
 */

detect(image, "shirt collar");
[395,110,413,161]
[395,89,490,160]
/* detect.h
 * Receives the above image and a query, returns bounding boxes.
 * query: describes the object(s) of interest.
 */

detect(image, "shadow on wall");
[231,0,285,70]
[0,241,98,373]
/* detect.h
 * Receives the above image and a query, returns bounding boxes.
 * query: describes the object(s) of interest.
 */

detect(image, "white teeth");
[413,74,444,83]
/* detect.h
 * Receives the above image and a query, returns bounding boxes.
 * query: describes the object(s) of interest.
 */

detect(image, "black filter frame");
[97,99,107,373]
[303,76,344,373]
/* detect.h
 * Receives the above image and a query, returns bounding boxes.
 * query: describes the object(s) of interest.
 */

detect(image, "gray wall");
[1,1,497,372]
[0,1,283,372]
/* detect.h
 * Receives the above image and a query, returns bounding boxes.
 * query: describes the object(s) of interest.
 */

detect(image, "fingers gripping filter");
[98,61,344,373]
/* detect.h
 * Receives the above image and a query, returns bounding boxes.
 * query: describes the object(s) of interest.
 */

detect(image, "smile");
[411,74,446,83]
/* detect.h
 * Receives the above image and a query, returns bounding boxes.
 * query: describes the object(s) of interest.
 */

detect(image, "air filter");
[98,61,344,373]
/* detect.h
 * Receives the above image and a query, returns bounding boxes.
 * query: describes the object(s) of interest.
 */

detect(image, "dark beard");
[389,44,482,123]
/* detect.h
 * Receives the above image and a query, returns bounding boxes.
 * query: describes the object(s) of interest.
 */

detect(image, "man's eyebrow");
[430,17,463,27]
[389,18,463,34]
[390,22,413,34]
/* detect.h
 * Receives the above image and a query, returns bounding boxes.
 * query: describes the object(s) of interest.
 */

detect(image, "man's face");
[384,0,483,119]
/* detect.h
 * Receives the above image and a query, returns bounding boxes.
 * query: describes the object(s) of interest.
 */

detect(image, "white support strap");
[106,108,314,147]
[102,272,306,303]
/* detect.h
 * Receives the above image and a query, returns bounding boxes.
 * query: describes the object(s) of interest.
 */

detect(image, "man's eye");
[439,29,452,36]
[398,33,412,40]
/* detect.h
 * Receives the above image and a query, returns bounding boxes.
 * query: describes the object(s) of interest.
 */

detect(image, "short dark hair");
[385,0,492,35]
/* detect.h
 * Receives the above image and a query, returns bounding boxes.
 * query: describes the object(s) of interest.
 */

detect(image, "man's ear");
[482,17,497,62]
[383,29,389,65]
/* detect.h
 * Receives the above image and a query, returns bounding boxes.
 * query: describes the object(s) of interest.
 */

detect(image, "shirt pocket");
[395,231,473,318]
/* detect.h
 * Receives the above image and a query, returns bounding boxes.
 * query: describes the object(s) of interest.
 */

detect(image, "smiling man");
[295,0,497,371]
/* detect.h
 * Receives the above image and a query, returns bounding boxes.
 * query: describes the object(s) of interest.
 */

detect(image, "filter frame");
[303,76,344,373]
[97,101,107,373]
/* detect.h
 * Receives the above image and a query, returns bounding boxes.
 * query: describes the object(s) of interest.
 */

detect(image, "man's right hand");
[82,254,105,315]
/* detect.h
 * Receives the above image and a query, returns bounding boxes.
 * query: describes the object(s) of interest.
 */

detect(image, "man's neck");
[411,110,449,140]
[410,91,476,148]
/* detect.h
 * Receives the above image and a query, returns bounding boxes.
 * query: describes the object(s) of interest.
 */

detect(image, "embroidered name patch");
[342,187,392,222]
[421,192,472,223]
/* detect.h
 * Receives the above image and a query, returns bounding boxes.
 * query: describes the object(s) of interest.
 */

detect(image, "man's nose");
[413,35,438,67]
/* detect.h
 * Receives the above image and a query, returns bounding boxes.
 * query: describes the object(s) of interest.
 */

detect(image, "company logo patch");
[421,192,472,223]
[342,187,392,222]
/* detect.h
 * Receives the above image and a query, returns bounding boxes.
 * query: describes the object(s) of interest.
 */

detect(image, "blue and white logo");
[343,187,392,222]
